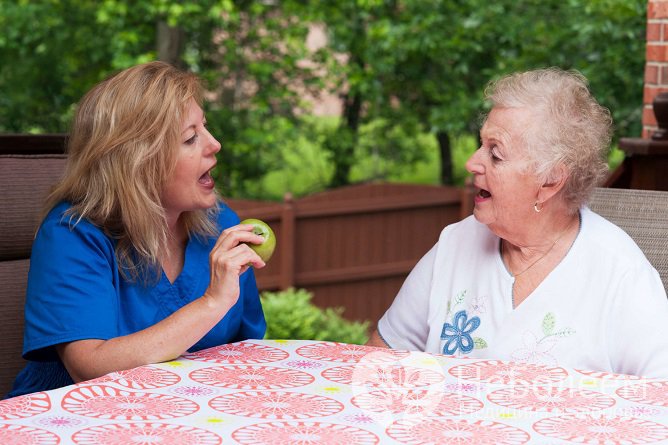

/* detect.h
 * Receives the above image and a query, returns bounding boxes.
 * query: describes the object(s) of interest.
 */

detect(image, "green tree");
[0,1,142,132]
[1,0,647,191]
[0,0,319,198]
[312,0,646,185]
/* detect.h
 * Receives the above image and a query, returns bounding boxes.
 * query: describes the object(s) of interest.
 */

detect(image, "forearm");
[59,293,235,382]
[58,222,265,383]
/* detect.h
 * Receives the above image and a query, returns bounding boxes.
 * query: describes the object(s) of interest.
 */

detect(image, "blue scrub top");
[7,201,266,398]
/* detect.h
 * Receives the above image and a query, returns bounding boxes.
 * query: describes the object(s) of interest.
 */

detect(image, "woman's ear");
[538,164,568,202]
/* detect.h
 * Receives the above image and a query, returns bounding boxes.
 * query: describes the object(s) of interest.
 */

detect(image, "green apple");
[240,218,276,262]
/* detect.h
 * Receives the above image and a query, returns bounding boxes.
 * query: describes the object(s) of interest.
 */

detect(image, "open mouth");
[477,188,491,198]
[198,170,214,187]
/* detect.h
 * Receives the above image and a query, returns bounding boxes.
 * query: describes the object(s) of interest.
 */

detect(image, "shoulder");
[38,202,112,246]
[580,207,649,264]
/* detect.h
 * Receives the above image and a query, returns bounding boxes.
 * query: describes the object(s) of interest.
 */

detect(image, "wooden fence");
[228,182,471,326]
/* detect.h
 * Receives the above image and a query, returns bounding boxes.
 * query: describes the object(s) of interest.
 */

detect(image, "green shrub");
[261,288,370,345]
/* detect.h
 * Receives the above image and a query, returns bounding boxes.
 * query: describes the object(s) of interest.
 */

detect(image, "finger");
[210,243,265,273]
[213,226,264,251]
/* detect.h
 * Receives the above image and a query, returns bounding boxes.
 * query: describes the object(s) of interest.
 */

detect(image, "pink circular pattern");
[71,422,222,445]
[183,341,289,364]
[387,418,530,445]
[232,421,379,445]
[533,414,668,444]
[296,342,408,363]
[322,364,445,388]
[617,381,668,407]
[190,365,314,390]
[0,423,60,445]
[89,366,180,390]
[285,360,324,369]
[351,389,483,416]
[34,415,87,429]
[449,360,568,385]
[576,369,643,380]
[210,391,344,419]
[170,385,217,397]
[61,385,199,420]
[0,392,51,420]
[487,386,616,413]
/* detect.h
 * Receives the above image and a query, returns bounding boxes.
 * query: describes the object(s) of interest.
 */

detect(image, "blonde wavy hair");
[484,67,613,213]
[43,61,220,281]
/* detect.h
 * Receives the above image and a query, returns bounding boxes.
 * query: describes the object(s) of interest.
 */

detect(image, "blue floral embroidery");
[440,310,481,355]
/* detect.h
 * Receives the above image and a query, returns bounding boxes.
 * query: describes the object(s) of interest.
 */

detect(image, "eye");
[184,133,198,145]
[489,145,502,161]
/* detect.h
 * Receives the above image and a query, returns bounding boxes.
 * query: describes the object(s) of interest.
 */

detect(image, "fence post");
[279,193,295,289]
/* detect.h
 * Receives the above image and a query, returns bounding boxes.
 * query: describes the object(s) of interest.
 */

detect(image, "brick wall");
[644,0,668,137]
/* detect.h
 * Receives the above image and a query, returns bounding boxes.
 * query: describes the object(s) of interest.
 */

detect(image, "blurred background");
[0,0,649,342]
[0,0,644,200]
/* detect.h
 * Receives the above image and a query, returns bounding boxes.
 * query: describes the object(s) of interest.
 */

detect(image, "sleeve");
[608,265,668,379]
[233,268,267,341]
[377,245,437,351]
[23,212,119,361]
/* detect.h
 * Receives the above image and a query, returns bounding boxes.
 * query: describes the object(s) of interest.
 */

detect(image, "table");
[1,339,668,444]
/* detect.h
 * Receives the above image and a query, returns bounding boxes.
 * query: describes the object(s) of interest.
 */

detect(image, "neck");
[503,212,580,278]
[163,212,187,259]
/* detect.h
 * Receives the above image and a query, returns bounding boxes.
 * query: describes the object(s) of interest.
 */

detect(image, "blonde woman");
[8,62,266,397]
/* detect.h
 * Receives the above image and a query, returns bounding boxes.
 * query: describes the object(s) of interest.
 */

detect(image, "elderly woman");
[7,62,266,398]
[368,67,668,378]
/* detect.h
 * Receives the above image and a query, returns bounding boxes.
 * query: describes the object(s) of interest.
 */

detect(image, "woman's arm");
[56,224,265,382]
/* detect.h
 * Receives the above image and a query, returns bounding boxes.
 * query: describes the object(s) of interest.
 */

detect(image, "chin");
[472,210,495,228]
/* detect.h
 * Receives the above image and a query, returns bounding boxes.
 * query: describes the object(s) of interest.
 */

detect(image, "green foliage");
[261,288,370,345]
[0,0,647,195]
[311,0,645,184]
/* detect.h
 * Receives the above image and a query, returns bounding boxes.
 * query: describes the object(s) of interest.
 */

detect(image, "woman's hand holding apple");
[201,223,268,311]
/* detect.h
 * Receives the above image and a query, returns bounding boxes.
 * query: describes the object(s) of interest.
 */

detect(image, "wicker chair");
[0,135,67,397]
[588,187,668,293]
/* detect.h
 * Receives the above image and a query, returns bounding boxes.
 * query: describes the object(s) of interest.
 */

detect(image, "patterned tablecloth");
[1,339,668,444]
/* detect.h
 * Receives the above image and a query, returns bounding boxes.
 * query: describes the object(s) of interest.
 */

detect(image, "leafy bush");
[261,288,370,345]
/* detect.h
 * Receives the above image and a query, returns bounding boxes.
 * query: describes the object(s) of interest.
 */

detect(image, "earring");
[534,201,543,213]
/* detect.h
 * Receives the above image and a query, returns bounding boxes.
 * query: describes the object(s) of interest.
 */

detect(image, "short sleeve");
[607,265,668,379]
[23,207,119,361]
[377,245,437,351]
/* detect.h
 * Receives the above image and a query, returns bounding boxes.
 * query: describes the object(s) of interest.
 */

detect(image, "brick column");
[644,0,668,138]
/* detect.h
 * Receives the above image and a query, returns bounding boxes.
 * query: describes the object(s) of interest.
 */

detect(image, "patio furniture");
[588,186,668,292]
[1,338,666,442]
[0,135,67,397]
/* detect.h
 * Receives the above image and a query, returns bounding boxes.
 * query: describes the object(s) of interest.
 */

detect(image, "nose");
[204,128,222,155]
[465,147,484,175]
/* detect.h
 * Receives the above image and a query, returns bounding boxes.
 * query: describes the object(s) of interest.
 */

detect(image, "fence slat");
[279,195,296,289]
[295,259,419,286]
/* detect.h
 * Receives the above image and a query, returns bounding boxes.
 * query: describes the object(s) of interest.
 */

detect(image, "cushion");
[0,155,67,261]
